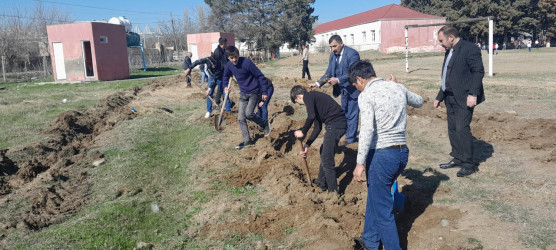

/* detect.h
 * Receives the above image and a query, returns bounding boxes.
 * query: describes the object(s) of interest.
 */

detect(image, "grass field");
[1,49,555,249]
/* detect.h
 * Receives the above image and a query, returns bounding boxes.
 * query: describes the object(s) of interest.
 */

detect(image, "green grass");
[0,77,166,148]
[483,200,556,249]
[129,66,181,79]
[10,108,214,248]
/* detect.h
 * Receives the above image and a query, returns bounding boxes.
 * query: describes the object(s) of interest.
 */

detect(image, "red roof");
[315,4,443,34]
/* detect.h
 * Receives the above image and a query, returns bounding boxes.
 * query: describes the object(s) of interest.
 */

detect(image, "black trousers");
[318,121,346,192]
[302,60,311,80]
[445,95,474,163]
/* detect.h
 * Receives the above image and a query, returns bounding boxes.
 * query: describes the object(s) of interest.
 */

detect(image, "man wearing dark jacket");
[182,52,192,87]
[434,26,485,177]
[310,35,360,146]
[291,85,347,193]
[212,37,232,111]
[222,46,271,149]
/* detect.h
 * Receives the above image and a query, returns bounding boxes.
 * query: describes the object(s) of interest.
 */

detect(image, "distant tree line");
[401,0,556,44]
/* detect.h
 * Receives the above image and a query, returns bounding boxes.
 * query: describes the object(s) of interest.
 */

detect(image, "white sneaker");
[204,112,211,118]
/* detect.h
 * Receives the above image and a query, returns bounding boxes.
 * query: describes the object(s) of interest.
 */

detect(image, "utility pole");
[2,55,6,82]
[170,12,178,51]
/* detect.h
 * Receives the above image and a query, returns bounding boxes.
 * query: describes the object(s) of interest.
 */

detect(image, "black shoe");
[311,179,327,191]
[235,141,254,149]
[353,237,368,250]
[263,121,271,137]
[439,159,462,169]
[457,164,477,177]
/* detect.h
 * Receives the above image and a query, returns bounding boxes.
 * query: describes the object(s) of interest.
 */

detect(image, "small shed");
[47,22,130,81]
[186,32,235,61]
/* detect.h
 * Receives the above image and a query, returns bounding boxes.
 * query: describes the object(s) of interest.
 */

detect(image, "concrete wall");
[380,19,446,54]
[47,22,94,81]
[313,21,382,53]
[313,18,446,54]
[186,32,235,61]
[47,22,129,81]
[91,22,130,81]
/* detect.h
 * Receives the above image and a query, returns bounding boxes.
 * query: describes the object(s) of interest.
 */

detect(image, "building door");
[189,43,198,61]
[211,43,218,53]
[52,42,66,80]
[82,41,94,77]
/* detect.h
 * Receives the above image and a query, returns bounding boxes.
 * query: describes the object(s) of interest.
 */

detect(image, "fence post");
[2,55,5,82]
[42,56,48,77]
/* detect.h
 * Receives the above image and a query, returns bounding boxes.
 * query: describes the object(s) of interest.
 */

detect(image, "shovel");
[214,78,233,131]
[195,81,219,110]
[297,139,313,187]
[391,180,405,213]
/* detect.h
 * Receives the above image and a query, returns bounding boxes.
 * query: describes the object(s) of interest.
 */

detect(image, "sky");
[3,0,400,30]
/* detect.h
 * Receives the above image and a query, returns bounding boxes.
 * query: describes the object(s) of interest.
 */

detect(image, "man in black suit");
[434,26,485,177]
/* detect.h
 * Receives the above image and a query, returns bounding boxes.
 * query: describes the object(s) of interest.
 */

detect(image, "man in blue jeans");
[222,46,271,149]
[184,55,230,118]
[350,60,423,249]
[256,78,274,126]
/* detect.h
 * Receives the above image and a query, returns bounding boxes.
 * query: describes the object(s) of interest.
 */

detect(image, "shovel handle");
[216,78,233,130]
[297,139,313,187]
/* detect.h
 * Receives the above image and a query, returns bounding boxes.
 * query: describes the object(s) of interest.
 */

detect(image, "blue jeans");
[341,94,359,143]
[207,76,231,113]
[362,146,408,250]
[201,72,207,85]
[256,85,274,123]
[238,92,265,143]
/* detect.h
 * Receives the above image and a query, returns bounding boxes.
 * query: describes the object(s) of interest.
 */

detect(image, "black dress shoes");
[439,160,461,169]
[457,164,477,177]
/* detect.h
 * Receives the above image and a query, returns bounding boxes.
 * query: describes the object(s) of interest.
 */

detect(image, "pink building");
[47,22,130,81]
[186,32,235,61]
[314,4,446,54]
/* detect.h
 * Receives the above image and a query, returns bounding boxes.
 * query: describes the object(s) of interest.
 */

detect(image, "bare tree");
[0,2,71,74]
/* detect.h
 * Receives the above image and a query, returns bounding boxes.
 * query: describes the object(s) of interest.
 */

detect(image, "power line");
[0,13,71,23]
[34,0,167,16]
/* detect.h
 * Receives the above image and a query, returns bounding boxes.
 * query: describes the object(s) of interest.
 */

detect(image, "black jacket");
[436,39,485,108]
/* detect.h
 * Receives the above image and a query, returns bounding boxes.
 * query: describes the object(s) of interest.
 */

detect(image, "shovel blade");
[213,114,227,131]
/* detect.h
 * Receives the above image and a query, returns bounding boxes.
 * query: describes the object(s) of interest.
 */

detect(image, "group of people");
[183,37,272,149]
[292,26,484,249]
[183,25,485,249]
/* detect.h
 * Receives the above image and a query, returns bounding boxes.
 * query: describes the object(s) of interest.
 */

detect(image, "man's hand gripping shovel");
[295,131,312,187]
[214,77,234,131]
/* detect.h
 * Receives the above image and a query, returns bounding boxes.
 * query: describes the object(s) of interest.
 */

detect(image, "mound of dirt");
[0,77,186,232]
[191,76,556,249]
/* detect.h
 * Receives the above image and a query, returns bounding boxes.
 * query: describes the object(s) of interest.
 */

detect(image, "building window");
[100,36,109,44]
[371,30,375,42]
[362,31,366,42]
[350,34,354,45]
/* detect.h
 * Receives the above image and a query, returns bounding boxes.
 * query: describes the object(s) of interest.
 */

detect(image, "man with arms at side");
[182,52,193,87]
[299,44,311,80]
[291,85,346,193]
[222,46,271,149]
[434,26,485,177]
[310,35,360,146]
[351,60,423,250]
